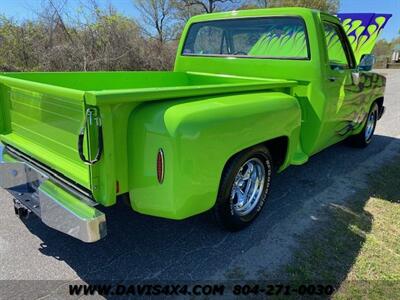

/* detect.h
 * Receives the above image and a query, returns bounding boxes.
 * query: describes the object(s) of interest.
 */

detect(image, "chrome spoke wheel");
[231,158,265,216]
[365,111,376,141]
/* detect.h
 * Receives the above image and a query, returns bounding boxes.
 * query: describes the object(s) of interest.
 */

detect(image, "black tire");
[214,145,273,231]
[348,103,379,148]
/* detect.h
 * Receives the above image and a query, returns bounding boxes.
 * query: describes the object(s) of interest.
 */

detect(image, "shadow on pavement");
[18,135,398,284]
[279,148,400,297]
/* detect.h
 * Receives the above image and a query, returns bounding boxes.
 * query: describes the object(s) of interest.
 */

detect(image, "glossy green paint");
[175,8,385,155]
[0,71,296,208]
[0,75,90,188]
[128,92,300,218]
[0,8,386,220]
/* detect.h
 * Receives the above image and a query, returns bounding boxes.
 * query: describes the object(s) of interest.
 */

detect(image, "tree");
[134,0,174,43]
[0,0,346,72]
[373,38,400,56]
[172,0,202,24]
[176,0,238,14]
[265,0,340,14]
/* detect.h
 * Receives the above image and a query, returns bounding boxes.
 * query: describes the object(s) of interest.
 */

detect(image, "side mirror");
[358,54,375,72]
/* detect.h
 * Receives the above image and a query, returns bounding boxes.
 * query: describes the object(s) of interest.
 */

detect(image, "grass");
[284,154,400,299]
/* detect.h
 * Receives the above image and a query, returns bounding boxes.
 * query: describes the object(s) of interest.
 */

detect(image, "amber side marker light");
[157,149,165,183]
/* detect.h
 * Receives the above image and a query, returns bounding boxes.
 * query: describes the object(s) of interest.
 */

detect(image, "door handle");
[78,108,103,165]
[328,77,337,82]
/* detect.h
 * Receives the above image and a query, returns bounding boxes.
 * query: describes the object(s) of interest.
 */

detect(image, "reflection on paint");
[248,25,307,58]
[336,72,385,137]
[324,23,349,65]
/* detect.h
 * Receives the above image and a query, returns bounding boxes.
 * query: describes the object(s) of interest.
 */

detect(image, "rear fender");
[127,92,301,219]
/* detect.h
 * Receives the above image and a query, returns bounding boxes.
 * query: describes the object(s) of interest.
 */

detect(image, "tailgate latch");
[78,108,103,165]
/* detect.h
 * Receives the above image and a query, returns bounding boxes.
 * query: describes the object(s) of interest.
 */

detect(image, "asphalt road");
[0,70,399,298]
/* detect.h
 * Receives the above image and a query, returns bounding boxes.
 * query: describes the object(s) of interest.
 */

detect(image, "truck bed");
[0,71,297,205]
[0,71,296,104]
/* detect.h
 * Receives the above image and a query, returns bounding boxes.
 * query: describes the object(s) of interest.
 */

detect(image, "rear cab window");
[183,17,310,60]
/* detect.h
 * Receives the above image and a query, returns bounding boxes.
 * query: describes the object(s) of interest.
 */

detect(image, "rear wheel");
[348,103,379,148]
[214,146,273,231]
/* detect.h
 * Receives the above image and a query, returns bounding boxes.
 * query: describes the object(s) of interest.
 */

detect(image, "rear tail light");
[157,149,165,184]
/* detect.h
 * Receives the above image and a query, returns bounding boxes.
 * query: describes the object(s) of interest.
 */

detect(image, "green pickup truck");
[0,8,386,242]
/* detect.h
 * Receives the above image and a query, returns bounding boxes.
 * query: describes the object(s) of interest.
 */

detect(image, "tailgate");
[0,76,92,190]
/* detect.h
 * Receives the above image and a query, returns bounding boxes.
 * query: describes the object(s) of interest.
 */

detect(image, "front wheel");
[348,103,379,148]
[214,146,273,231]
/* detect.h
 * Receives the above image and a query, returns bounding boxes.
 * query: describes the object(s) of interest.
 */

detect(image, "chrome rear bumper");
[0,145,107,243]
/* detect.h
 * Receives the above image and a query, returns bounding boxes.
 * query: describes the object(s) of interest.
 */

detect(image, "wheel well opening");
[221,137,289,175]
[216,137,289,201]
[374,97,384,119]
[375,97,384,110]
[264,136,289,169]
[222,137,289,172]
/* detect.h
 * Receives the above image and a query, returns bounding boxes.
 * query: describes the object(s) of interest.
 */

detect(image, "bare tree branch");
[177,0,239,13]
[135,0,174,43]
